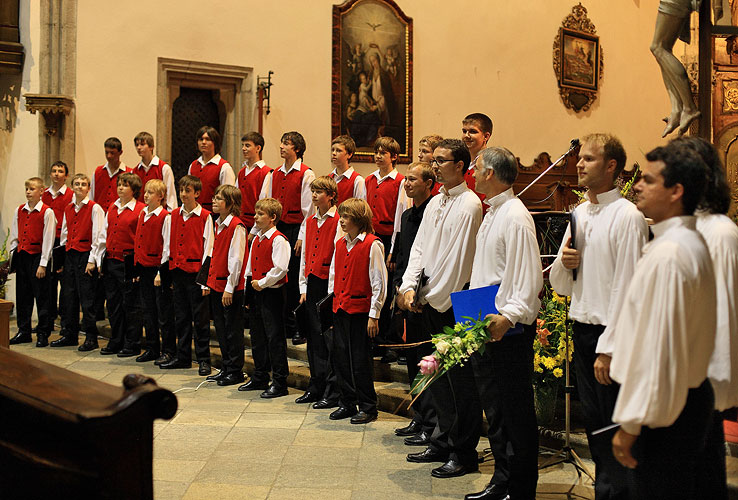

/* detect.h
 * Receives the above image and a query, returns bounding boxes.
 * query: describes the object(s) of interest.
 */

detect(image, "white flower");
[436,340,451,355]
[452,337,463,347]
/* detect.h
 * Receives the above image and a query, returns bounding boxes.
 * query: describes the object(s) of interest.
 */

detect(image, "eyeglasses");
[430,157,454,166]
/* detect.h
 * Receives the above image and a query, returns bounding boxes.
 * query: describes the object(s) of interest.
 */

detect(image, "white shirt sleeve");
[354,175,367,200]
[549,223,574,297]
[244,239,253,279]
[162,164,178,210]
[224,225,246,294]
[60,213,68,247]
[369,239,388,319]
[202,216,214,264]
[90,204,105,265]
[298,169,317,241]
[8,207,19,253]
[89,173,96,202]
[219,163,236,187]
[160,214,171,265]
[40,209,57,267]
[328,249,336,295]
[257,235,290,289]
[390,179,410,254]
[497,221,543,325]
[299,235,308,294]
[260,171,273,199]
[97,211,109,267]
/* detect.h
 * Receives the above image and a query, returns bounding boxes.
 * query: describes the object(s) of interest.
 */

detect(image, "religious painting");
[559,28,599,91]
[332,0,413,162]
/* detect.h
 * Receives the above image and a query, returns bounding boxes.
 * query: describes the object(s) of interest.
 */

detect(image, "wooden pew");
[0,347,177,499]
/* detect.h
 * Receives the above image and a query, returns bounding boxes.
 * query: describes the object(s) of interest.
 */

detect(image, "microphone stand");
[517,138,580,199]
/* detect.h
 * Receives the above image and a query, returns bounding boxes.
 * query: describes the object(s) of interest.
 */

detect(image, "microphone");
[517,138,580,198]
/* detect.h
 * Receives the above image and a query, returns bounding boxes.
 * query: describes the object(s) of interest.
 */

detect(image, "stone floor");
[10,333,597,500]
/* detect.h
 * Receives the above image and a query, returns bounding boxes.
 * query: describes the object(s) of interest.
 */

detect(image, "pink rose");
[418,355,439,375]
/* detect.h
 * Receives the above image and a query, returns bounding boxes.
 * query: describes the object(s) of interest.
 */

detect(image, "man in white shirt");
[550,133,647,500]
[464,147,543,500]
[610,142,716,499]
[400,138,483,478]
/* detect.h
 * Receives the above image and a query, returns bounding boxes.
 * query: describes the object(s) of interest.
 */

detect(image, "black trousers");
[103,258,142,350]
[571,321,628,500]
[138,265,176,356]
[422,305,481,466]
[61,250,98,340]
[15,250,52,336]
[472,326,539,500]
[304,275,337,399]
[373,233,398,352]
[332,309,377,414]
[629,379,714,500]
[696,408,731,500]
[276,221,304,337]
[171,268,211,363]
[49,237,66,327]
[210,289,245,375]
[249,286,288,388]
[405,309,437,433]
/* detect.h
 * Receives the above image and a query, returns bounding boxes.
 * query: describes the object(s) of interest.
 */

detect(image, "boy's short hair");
[463,113,493,135]
[332,135,356,157]
[255,198,283,223]
[134,131,155,148]
[408,161,436,188]
[241,131,265,151]
[671,136,731,215]
[338,198,374,234]
[645,143,708,215]
[25,177,45,190]
[281,131,306,158]
[436,138,472,173]
[50,160,69,175]
[310,176,339,206]
[581,133,627,179]
[72,173,91,186]
[419,135,444,151]
[178,174,202,193]
[145,179,167,205]
[118,172,142,199]
[197,126,222,154]
[374,136,400,165]
[214,184,242,217]
[104,137,123,151]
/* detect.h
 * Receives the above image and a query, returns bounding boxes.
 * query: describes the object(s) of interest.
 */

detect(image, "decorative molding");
[23,94,74,136]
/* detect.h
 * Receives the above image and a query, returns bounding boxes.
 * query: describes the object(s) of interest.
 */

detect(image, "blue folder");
[449,285,524,336]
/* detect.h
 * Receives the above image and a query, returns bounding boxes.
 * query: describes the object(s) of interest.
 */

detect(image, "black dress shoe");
[406,447,449,463]
[136,350,158,362]
[78,340,99,352]
[159,358,192,369]
[217,373,245,386]
[464,483,508,500]
[350,411,378,424]
[404,431,430,446]
[260,385,288,399]
[431,459,478,478]
[291,332,306,345]
[198,361,212,376]
[237,379,269,391]
[9,332,32,345]
[295,391,319,404]
[313,399,339,409]
[117,348,140,358]
[36,335,49,348]
[329,407,357,420]
[206,370,226,382]
[154,353,173,366]
[100,345,121,355]
[379,350,398,363]
[50,336,78,347]
[395,420,422,436]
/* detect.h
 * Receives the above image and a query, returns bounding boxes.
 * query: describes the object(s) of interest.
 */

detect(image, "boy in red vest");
[132,132,178,211]
[133,179,176,366]
[8,177,57,347]
[261,131,315,346]
[461,113,493,201]
[239,198,291,398]
[328,198,387,424]
[205,185,247,386]
[237,131,271,237]
[160,175,214,371]
[55,173,105,351]
[296,176,343,407]
[187,126,235,213]
[99,172,145,356]
[90,137,131,213]
[329,135,366,204]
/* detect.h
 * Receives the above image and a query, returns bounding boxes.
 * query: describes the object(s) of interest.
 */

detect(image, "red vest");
[42,187,72,238]
[250,230,288,286]
[190,157,229,211]
[105,201,145,261]
[332,233,379,314]
[272,163,310,224]
[94,165,131,213]
[64,201,97,253]
[207,217,246,292]
[134,208,169,267]
[365,172,404,236]
[169,206,211,273]
[133,162,167,203]
[17,204,51,254]
[331,169,359,205]
[304,214,339,280]
[237,164,271,228]
[465,169,485,202]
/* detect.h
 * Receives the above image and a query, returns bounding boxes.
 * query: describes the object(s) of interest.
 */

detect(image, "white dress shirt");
[136,156,178,211]
[298,206,345,294]
[209,214,246,294]
[188,154,236,186]
[60,196,105,265]
[400,182,483,313]
[611,216,716,435]
[260,159,316,240]
[244,226,290,289]
[331,166,367,200]
[470,188,543,325]
[696,212,738,411]
[139,206,172,266]
[368,168,411,254]
[328,232,387,319]
[549,188,648,355]
[9,200,57,267]
[89,162,128,202]
[45,184,68,199]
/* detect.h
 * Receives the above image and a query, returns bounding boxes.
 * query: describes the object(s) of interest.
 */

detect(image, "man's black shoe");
[159,358,192,369]
[206,370,226,382]
[329,407,357,420]
[295,391,319,404]
[404,431,430,446]
[100,345,121,355]
[198,361,212,376]
[431,459,478,478]
[313,399,339,409]
[260,385,288,399]
[117,348,139,358]
[237,379,269,391]
[464,483,509,500]
[291,332,306,345]
[136,350,158,362]
[379,350,398,363]
[395,420,422,436]
[406,447,449,463]
[154,353,173,366]
[9,332,32,345]
[35,335,49,348]
[350,411,377,424]
[217,373,244,386]
[78,340,99,352]
[50,336,78,347]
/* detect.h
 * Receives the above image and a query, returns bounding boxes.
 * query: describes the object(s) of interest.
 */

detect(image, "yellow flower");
[553,368,563,378]
[542,356,556,370]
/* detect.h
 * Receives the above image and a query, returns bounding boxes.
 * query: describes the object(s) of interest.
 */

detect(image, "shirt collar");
[585,187,621,205]
[345,232,367,244]
[137,156,161,170]
[181,204,203,217]
[258,226,277,240]
[74,196,91,208]
[145,205,164,217]
[440,182,469,197]
[372,169,398,183]
[484,187,515,210]
[115,198,137,211]
[104,162,127,176]
[279,159,302,174]
[24,200,44,212]
[217,214,234,229]
[198,154,222,167]
[651,215,696,239]
[313,206,337,220]
[242,159,266,170]
[46,184,68,198]
[332,166,355,180]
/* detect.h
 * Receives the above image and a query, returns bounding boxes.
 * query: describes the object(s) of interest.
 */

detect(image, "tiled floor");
[11,336,595,499]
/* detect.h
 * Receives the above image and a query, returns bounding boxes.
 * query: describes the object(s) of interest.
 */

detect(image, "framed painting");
[332,0,413,163]
[559,27,600,91]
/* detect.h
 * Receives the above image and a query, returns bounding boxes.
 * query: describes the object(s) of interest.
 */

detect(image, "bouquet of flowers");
[533,286,572,387]
[0,229,11,299]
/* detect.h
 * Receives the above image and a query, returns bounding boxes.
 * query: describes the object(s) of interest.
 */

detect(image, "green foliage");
[533,284,572,387]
